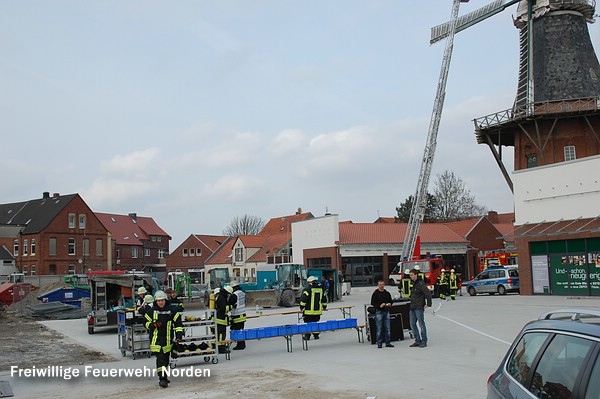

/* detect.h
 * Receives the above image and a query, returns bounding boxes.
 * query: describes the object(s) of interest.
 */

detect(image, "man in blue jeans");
[370,280,394,348]
[409,268,432,348]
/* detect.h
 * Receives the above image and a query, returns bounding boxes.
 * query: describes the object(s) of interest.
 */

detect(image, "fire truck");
[478,251,518,274]
[389,257,446,295]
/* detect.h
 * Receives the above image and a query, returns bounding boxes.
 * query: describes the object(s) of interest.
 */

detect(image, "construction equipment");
[241,263,308,308]
[63,274,90,290]
[202,267,232,307]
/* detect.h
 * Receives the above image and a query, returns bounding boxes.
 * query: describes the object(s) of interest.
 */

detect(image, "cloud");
[269,129,306,156]
[99,148,163,179]
[200,174,267,202]
[84,178,157,207]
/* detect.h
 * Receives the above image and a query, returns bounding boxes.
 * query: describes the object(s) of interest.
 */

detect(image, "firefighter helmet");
[414,265,421,270]
[451,269,455,273]
[137,286,147,295]
[144,294,154,304]
[440,269,445,273]
[213,288,220,295]
[230,280,239,287]
[224,285,234,294]
[404,269,410,274]
[307,276,318,283]
[154,290,168,301]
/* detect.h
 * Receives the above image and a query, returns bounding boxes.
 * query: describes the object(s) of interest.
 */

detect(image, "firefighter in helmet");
[215,285,233,354]
[145,290,184,388]
[400,268,413,299]
[436,269,449,300]
[449,269,459,300]
[136,286,147,308]
[229,280,247,350]
[299,276,327,340]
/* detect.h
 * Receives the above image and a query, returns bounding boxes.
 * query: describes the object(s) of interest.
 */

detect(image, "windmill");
[401,0,600,264]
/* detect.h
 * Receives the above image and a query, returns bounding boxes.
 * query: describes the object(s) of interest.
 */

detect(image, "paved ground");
[2,286,600,399]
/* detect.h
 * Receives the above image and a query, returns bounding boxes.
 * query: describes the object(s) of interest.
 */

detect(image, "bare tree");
[431,170,486,221]
[223,215,265,236]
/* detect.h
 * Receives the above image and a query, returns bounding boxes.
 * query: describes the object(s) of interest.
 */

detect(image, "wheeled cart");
[117,310,151,359]
[170,309,218,368]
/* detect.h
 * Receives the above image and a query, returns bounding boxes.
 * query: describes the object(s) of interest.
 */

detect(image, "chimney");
[52,192,60,198]
[129,213,137,220]
[487,211,499,224]
[42,192,50,199]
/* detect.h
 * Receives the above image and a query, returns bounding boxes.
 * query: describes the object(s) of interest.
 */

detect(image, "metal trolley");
[117,310,151,359]
[170,309,218,367]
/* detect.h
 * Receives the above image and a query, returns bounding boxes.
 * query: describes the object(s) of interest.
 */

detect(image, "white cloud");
[99,148,163,179]
[200,174,266,202]
[84,178,157,207]
[269,129,306,156]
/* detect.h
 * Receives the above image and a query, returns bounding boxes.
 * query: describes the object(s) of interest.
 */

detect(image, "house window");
[235,247,244,262]
[31,239,36,256]
[68,264,76,274]
[144,248,150,257]
[79,214,86,229]
[152,237,156,242]
[158,249,165,259]
[157,237,161,242]
[83,239,90,256]
[190,248,195,256]
[68,213,76,229]
[564,145,576,161]
[132,247,138,258]
[68,238,76,255]
[197,248,202,256]
[116,249,120,258]
[23,239,28,256]
[13,240,18,256]
[22,266,28,275]
[49,264,57,275]
[96,239,103,256]
[31,265,36,276]
[49,238,57,256]
[183,248,188,256]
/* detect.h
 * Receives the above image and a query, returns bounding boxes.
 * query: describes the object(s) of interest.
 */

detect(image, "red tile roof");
[247,233,289,262]
[338,223,467,245]
[259,212,314,236]
[444,217,481,238]
[238,235,269,248]
[96,213,148,246]
[205,236,236,265]
[192,234,228,252]
[373,217,396,224]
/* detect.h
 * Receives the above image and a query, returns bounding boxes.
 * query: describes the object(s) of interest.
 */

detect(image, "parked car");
[465,266,519,296]
[487,308,600,399]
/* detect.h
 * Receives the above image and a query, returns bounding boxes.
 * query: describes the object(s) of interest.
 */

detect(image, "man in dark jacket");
[299,276,327,340]
[145,290,184,388]
[370,280,394,348]
[215,285,233,354]
[409,269,432,348]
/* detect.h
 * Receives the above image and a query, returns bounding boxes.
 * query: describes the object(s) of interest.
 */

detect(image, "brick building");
[0,192,110,275]
[166,234,228,273]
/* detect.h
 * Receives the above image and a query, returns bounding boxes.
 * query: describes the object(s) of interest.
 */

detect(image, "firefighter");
[436,269,449,300]
[166,288,184,313]
[414,265,426,282]
[215,285,233,354]
[400,269,413,299]
[135,286,147,308]
[299,276,327,340]
[145,290,184,388]
[229,280,247,350]
[137,294,154,317]
[449,269,459,300]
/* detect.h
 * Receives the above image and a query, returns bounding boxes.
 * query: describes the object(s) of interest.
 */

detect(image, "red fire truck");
[389,257,446,294]
[478,251,518,274]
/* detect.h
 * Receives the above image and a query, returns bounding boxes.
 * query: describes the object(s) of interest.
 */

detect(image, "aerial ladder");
[400,0,526,262]
[400,0,468,262]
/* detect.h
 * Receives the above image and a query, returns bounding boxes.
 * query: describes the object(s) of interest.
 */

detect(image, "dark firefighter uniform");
[229,281,247,350]
[299,276,327,340]
[436,270,449,299]
[216,286,233,354]
[449,269,459,300]
[144,290,184,388]
[400,268,413,299]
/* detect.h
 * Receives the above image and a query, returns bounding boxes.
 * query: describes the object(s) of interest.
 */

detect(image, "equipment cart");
[364,302,410,344]
[170,309,218,367]
[117,309,151,359]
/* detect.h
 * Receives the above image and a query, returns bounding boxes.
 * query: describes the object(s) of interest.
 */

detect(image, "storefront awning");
[500,216,600,239]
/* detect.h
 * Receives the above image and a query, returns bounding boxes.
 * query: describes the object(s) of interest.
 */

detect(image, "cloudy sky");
[2,1,599,247]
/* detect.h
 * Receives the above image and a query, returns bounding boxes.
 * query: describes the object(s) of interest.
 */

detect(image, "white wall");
[514,154,600,224]
[292,214,339,263]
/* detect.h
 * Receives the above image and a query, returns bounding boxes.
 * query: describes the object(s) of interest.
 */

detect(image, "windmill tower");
[467,0,600,296]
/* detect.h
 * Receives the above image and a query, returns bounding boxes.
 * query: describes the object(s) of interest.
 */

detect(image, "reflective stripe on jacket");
[299,286,326,316]
[145,305,184,353]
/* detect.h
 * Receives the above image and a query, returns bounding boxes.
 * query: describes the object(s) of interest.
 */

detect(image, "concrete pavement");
[3,286,600,398]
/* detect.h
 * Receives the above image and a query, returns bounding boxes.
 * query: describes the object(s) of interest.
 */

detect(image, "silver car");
[465,266,519,296]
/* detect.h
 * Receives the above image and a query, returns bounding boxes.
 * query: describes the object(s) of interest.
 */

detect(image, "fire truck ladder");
[400,0,466,262]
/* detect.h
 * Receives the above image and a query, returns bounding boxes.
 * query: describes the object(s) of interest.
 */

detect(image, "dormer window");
[564,145,576,161]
